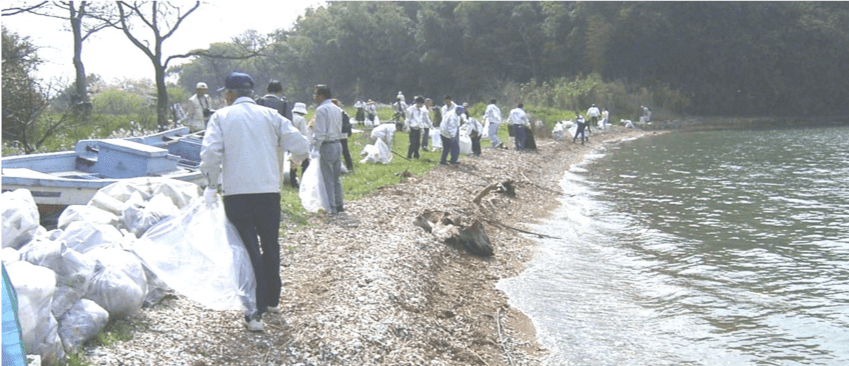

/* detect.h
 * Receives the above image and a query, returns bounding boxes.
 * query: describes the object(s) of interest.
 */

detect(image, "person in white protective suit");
[371,122,396,147]
[485,99,503,149]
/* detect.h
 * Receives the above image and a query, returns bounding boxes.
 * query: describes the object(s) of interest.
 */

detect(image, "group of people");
[198,72,349,332]
[572,104,611,144]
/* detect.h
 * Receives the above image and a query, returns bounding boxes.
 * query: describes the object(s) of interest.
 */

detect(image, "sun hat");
[292,102,307,115]
[196,82,208,89]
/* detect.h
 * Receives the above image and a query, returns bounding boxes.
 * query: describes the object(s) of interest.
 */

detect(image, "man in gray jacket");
[313,84,345,214]
[200,72,309,332]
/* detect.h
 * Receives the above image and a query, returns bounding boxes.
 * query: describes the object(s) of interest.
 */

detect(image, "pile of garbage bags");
[1,178,257,365]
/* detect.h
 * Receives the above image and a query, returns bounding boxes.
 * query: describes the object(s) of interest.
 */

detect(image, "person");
[587,104,600,134]
[441,95,458,121]
[354,100,365,124]
[509,103,530,150]
[331,99,355,173]
[485,99,503,149]
[200,71,310,332]
[371,122,396,147]
[462,104,483,156]
[421,98,434,151]
[180,82,214,131]
[255,80,292,121]
[289,102,311,188]
[601,108,609,129]
[312,84,345,214]
[405,96,426,159]
[392,96,408,132]
[573,115,588,144]
[365,100,377,124]
[641,105,651,122]
[440,105,462,165]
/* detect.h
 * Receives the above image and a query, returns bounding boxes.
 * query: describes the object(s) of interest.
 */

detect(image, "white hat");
[196,82,208,89]
[293,102,307,115]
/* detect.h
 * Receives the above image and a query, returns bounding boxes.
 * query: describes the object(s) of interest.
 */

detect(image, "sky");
[1,1,326,85]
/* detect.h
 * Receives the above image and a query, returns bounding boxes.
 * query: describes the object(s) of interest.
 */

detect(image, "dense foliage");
[173,1,849,117]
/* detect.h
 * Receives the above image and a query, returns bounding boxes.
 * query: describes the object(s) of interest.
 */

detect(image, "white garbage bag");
[2,247,21,265]
[459,135,472,155]
[431,129,443,150]
[552,122,566,141]
[132,198,257,313]
[57,221,124,254]
[2,189,40,249]
[57,299,109,354]
[299,152,331,213]
[57,205,119,230]
[5,260,65,365]
[84,247,148,319]
[92,177,201,212]
[121,192,180,238]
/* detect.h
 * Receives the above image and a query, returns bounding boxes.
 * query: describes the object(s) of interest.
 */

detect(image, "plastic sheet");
[5,260,65,365]
[57,205,119,230]
[2,189,40,249]
[300,151,331,213]
[132,199,257,313]
[92,177,201,212]
[57,299,108,354]
[430,129,443,150]
[84,247,148,319]
[57,221,125,254]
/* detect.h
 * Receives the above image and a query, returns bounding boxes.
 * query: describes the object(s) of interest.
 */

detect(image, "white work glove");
[204,187,218,205]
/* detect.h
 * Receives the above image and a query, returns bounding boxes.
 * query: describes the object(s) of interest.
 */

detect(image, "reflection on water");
[498,126,849,365]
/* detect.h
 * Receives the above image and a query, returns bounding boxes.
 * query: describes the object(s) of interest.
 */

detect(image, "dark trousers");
[440,135,459,164]
[421,128,430,149]
[588,117,596,134]
[289,159,309,188]
[471,134,481,156]
[574,124,587,144]
[341,138,354,171]
[408,128,421,159]
[514,124,526,150]
[223,193,281,317]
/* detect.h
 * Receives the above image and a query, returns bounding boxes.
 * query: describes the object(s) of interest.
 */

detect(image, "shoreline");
[81,126,653,365]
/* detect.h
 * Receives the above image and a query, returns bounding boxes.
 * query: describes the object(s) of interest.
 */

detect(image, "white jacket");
[509,108,529,126]
[406,104,426,129]
[200,97,310,196]
[440,110,460,138]
[587,106,600,117]
[485,104,502,124]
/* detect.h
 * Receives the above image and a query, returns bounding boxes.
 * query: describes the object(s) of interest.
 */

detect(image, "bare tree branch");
[1,1,49,16]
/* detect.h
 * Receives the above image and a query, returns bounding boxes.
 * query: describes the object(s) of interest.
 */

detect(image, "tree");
[2,27,75,153]
[115,1,201,130]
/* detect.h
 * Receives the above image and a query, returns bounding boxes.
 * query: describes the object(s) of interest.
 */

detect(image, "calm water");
[498,126,849,365]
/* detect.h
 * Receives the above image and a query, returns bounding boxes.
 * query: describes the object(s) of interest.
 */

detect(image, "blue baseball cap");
[217,71,254,91]
[455,106,465,114]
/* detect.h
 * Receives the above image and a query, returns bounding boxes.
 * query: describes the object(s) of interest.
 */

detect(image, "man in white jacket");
[509,103,530,150]
[484,99,503,148]
[200,72,309,332]
[180,82,214,131]
[405,96,426,159]
[440,105,462,165]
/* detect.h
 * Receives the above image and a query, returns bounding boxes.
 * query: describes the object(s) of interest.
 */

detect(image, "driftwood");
[472,180,515,204]
[414,211,494,257]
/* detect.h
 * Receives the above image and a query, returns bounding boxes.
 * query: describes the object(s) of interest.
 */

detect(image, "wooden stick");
[482,218,562,240]
[472,182,499,204]
[496,307,515,366]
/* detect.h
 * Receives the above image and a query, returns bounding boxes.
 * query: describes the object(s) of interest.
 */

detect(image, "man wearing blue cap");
[200,71,310,332]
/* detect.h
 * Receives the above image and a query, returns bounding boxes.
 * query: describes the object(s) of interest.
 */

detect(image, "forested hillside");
[172,1,847,117]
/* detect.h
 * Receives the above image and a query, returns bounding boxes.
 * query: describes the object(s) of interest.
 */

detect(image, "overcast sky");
[1,1,326,84]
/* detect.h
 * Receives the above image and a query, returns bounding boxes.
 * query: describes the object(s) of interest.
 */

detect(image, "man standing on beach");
[509,103,530,150]
[586,104,600,134]
[485,99,503,148]
[200,71,309,332]
[313,84,345,214]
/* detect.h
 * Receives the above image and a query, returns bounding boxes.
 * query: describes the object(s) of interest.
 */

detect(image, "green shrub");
[91,89,147,116]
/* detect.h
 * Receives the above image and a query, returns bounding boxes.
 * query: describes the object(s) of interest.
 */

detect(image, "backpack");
[257,95,291,121]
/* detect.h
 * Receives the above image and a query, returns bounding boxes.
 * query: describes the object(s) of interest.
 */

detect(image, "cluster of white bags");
[2,178,257,365]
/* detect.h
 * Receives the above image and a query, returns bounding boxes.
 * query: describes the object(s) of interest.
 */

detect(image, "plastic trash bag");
[92,177,201,213]
[359,138,393,165]
[431,129,443,150]
[84,247,148,319]
[121,192,180,238]
[57,299,108,354]
[300,151,331,213]
[2,189,40,249]
[459,135,472,155]
[132,198,257,313]
[482,119,491,140]
[52,248,97,318]
[57,205,119,230]
[57,221,125,254]
[2,247,21,265]
[5,260,65,365]
[552,122,566,141]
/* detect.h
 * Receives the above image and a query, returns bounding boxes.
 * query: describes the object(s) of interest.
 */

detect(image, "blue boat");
[1,127,205,207]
